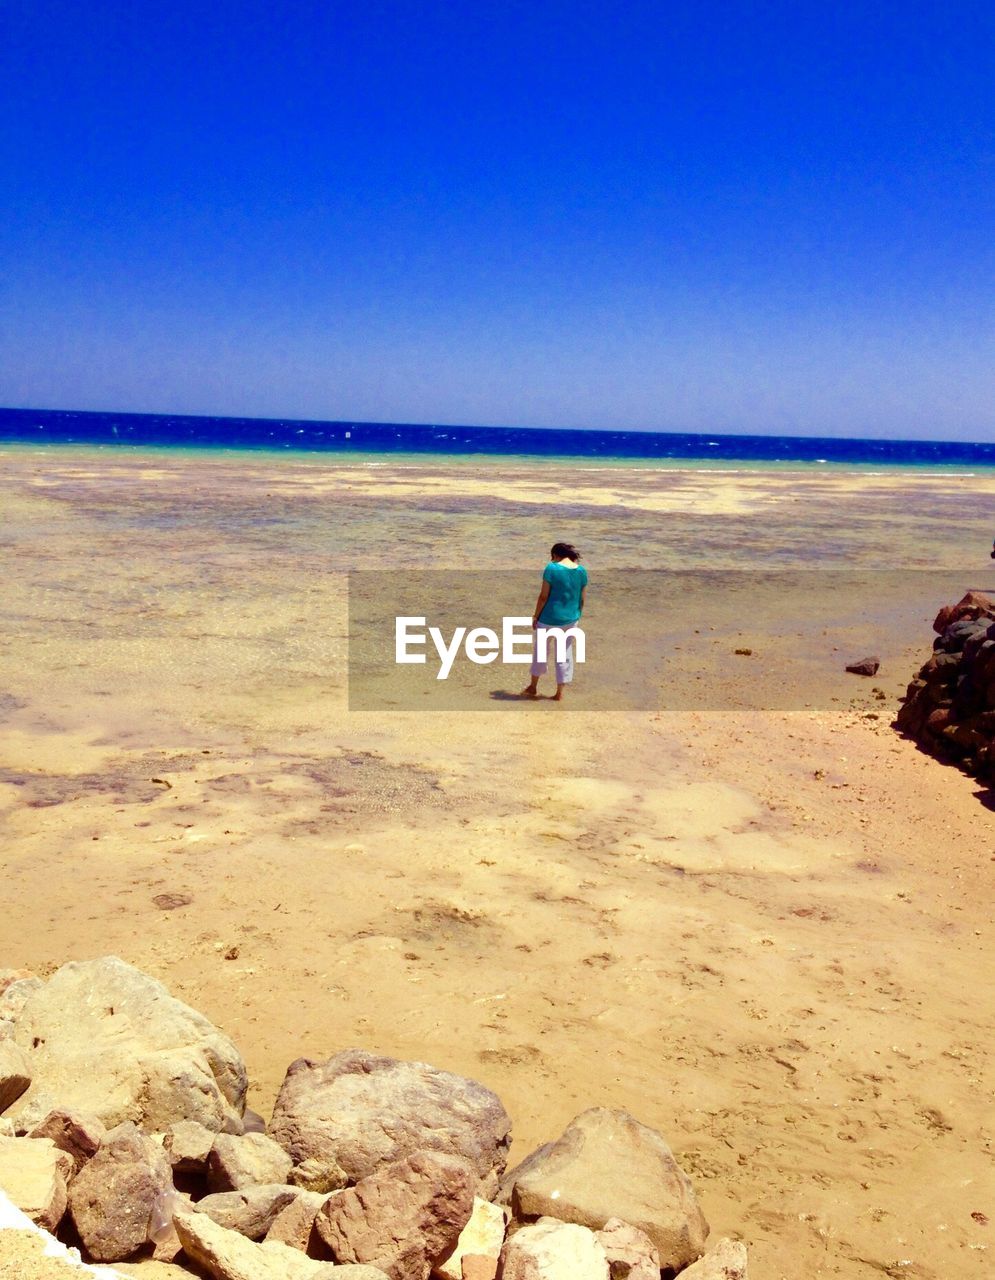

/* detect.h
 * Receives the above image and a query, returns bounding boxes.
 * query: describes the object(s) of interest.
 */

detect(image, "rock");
[925,706,952,735]
[68,1120,175,1262]
[501,1108,708,1272]
[0,1134,73,1231]
[495,1145,554,1204]
[0,1036,31,1112]
[0,969,36,1000]
[0,975,43,1031]
[432,1196,507,1280]
[4,957,248,1134]
[315,1148,476,1280]
[678,1236,749,1278]
[898,594,995,782]
[595,1217,660,1279]
[196,1184,301,1240]
[933,591,995,634]
[0,1184,155,1276]
[270,1050,511,1196]
[28,1108,105,1174]
[845,656,879,676]
[242,1108,269,1134]
[497,1217,610,1279]
[263,1188,329,1252]
[163,1118,216,1172]
[114,1263,197,1279]
[935,618,991,654]
[173,1204,389,1278]
[461,1258,497,1280]
[208,1131,294,1192]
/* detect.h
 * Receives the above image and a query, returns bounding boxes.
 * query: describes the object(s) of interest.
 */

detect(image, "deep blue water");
[1,407,993,467]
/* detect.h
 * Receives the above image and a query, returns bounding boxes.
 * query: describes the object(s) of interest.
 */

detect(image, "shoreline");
[3,438,995,476]
[1,449,993,1277]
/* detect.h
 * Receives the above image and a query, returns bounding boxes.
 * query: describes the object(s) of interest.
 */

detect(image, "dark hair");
[550,541,581,562]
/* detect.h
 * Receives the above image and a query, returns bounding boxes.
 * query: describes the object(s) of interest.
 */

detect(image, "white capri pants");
[531,623,580,684]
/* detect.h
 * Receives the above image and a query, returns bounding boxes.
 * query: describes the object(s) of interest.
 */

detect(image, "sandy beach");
[1,446,994,1279]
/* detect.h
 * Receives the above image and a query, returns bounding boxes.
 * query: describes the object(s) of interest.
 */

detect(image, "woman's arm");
[579,585,586,614]
[532,581,550,626]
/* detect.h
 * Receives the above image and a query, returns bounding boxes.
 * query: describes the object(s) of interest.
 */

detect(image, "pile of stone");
[896,590,995,782]
[0,958,748,1279]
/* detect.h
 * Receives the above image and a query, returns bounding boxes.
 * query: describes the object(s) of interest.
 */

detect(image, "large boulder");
[174,1204,389,1279]
[0,1134,73,1231]
[498,1217,610,1280]
[679,1236,749,1278]
[315,1148,476,1280]
[195,1184,301,1240]
[2,957,248,1134]
[269,1050,510,1196]
[68,1120,175,1262]
[208,1132,294,1192]
[500,1108,708,1272]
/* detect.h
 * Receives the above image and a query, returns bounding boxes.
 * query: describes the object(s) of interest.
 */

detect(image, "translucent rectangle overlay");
[347,569,992,711]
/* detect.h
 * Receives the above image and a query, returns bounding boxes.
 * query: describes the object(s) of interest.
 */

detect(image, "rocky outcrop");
[2,958,248,1134]
[269,1050,511,1196]
[67,1121,174,1261]
[0,957,751,1279]
[315,1149,476,1280]
[896,591,995,781]
[500,1108,708,1272]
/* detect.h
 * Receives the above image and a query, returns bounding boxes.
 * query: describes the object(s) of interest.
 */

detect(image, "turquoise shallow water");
[2,439,991,475]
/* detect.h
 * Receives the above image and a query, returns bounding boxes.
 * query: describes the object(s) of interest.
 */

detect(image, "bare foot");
[552,688,564,701]
[520,686,539,699]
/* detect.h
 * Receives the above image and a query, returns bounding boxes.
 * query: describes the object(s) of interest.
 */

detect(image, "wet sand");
[1,446,994,1279]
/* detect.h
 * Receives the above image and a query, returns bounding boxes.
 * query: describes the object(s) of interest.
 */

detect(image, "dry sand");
[1,447,993,1278]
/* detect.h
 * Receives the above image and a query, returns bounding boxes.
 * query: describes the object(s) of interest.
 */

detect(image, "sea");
[1,406,992,468]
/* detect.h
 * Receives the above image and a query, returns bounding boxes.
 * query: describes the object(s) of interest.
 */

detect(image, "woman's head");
[550,541,581,562]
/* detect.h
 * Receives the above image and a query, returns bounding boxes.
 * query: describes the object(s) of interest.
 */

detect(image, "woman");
[522,542,588,701]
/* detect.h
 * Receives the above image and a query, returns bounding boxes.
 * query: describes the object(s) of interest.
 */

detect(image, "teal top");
[537,561,588,626]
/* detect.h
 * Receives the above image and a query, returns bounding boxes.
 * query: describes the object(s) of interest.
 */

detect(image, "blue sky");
[2,1,994,439]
